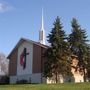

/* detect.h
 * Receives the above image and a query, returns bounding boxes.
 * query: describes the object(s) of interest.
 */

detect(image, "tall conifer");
[68,18,89,81]
[44,17,71,83]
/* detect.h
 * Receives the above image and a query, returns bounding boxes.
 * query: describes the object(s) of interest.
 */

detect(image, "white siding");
[10,76,17,84]
[17,41,33,75]
[10,73,42,84]
[31,73,42,83]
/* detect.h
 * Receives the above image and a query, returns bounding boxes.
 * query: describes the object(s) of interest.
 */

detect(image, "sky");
[0,0,90,56]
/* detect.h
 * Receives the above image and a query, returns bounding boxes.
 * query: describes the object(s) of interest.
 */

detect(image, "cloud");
[0,1,12,13]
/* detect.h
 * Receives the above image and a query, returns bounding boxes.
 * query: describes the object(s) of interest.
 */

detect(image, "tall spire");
[39,8,46,45]
[41,8,44,30]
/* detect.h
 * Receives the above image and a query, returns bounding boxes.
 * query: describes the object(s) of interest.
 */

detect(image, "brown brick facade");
[32,43,47,74]
[33,44,42,73]
[9,48,18,76]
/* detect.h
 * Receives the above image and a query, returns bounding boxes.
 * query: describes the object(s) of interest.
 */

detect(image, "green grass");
[0,83,90,90]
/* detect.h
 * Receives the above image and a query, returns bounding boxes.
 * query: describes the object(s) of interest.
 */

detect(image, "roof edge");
[7,38,48,59]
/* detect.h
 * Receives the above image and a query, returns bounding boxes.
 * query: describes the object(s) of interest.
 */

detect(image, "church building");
[8,38,48,84]
[8,9,48,84]
[8,10,84,84]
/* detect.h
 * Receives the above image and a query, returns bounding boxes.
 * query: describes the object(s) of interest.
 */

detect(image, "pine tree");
[44,17,71,83]
[85,44,90,79]
[68,18,89,81]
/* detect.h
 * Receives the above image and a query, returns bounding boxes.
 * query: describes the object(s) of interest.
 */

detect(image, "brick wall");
[9,48,18,76]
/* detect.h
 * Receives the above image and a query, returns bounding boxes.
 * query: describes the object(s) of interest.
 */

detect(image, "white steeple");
[39,8,46,45]
[41,8,44,30]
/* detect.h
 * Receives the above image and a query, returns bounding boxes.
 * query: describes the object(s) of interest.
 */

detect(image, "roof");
[7,38,48,58]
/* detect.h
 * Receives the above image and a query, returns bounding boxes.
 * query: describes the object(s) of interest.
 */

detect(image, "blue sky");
[0,0,90,56]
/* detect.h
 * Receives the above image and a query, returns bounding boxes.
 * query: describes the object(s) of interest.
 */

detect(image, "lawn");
[0,83,90,90]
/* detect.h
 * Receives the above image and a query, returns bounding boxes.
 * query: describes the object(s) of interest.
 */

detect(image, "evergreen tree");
[85,44,90,79]
[44,17,71,83]
[68,18,89,81]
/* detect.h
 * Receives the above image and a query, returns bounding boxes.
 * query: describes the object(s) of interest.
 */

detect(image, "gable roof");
[7,38,48,58]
